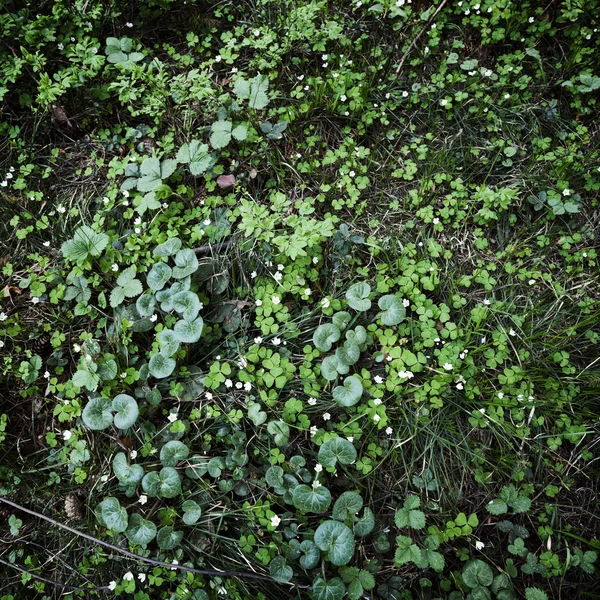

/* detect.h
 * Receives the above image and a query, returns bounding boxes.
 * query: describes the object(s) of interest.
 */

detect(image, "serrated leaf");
[210,120,232,149]
[233,78,250,99]
[72,369,100,392]
[176,140,213,175]
[248,74,269,109]
[61,226,109,262]
[231,124,248,141]
[486,499,508,515]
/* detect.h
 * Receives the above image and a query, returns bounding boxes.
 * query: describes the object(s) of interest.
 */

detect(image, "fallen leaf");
[216,174,236,189]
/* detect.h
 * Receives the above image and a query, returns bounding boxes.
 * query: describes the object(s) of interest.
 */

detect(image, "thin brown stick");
[0,496,302,586]
[394,0,450,76]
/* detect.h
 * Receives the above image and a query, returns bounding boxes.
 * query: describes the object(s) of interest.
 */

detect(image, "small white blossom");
[108,581,117,591]
[126,22,133,27]
[57,205,66,214]
[321,297,331,308]
[62,430,72,441]
[403,298,410,307]
[43,370,50,379]
[272,296,281,305]
[386,427,393,435]
[111,263,119,272]
[254,336,263,344]
[150,314,158,322]
[138,573,146,582]
[374,375,383,384]
[251,271,257,278]
[272,337,282,346]
[314,463,323,472]
[308,397,317,406]
[273,272,282,282]
[235,382,243,389]
[509,329,516,336]
[31,297,40,304]
[475,541,485,550]
[205,392,213,400]
[310,425,318,437]
[255,299,262,306]
[130,450,137,459]
[270,515,281,527]
[323,412,331,421]
[58,43,64,50]
[373,414,381,422]
[443,363,453,371]
[225,379,233,388]
[456,383,464,390]
[313,257,319,264]
[528,279,536,285]
[167,413,178,423]
[123,572,134,581]
[312,479,322,488]
[244,382,252,392]
[73,344,81,353]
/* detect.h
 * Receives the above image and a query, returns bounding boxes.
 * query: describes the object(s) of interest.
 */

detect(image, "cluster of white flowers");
[397,370,414,379]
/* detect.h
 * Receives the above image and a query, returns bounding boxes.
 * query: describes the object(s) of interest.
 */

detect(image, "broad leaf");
[314,520,355,566]
[61,226,109,262]
[82,397,113,430]
[292,484,331,513]
[176,140,213,175]
[136,294,156,317]
[267,420,289,446]
[153,238,182,257]
[112,394,139,429]
[148,352,176,379]
[378,295,406,326]
[210,120,232,149]
[147,262,172,291]
[156,526,183,550]
[312,578,346,600]
[269,557,293,583]
[125,513,157,545]
[173,317,204,343]
[160,440,189,467]
[346,282,371,311]
[462,559,494,587]
[172,291,201,321]
[332,376,363,407]
[172,249,199,279]
[181,500,202,525]
[96,497,128,533]
[142,467,181,498]
[157,329,180,357]
[299,540,320,569]
[113,452,144,485]
[319,437,357,468]
[333,491,363,521]
[248,74,270,109]
[313,323,341,352]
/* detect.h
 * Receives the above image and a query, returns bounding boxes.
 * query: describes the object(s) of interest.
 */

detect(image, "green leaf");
[486,499,508,515]
[181,500,202,525]
[125,513,157,545]
[394,535,422,566]
[176,140,213,175]
[354,507,375,537]
[112,394,139,429]
[265,466,284,489]
[335,342,360,367]
[312,578,345,600]
[153,238,182,257]
[267,420,290,446]
[460,58,479,70]
[346,282,371,311]
[299,540,320,569]
[427,550,445,572]
[332,491,363,521]
[8,515,22,536]
[137,157,177,192]
[61,226,109,262]
[248,74,270,109]
[160,440,189,467]
[231,124,248,141]
[247,401,267,426]
[172,291,201,321]
[292,484,331,513]
[147,262,172,291]
[321,355,341,380]
[332,311,352,330]
[509,496,531,513]
[72,369,100,392]
[156,526,183,550]
[269,557,293,583]
[113,452,144,485]
[185,455,209,480]
[172,249,199,279]
[115,267,143,300]
[462,559,494,588]
[233,78,250,100]
[82,397,113,430]
[136,294,156,317]
[149,352,176,379]
[378,295,406,326]
[173,317,204,343]
[207,457,225,478]
[314,520,355,566]
[142,467,181,498]
[96,497,128,533]
[332,376,363,407]
[313,323,341,352]
[319,437,357,468]
[525,589,548,600]
[157,329,180,357]
[210,120,232,149]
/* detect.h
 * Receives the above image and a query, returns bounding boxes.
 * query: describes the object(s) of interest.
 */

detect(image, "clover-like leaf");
[96,497,128,533]
[156,526,183,550]
[314,520,355,566]
[269,557,293,583]
[160,440,190,467]
[313,323,341,352]
[136,294,156,317]
[172,249,199,279]
[153,238,182,257]
[148,352,176,379]
[125,513,157,546]
[332,376,363,407]
[113,452,144,485]
[173,317,204,343]
[332,492,363,521]
[181,500,202,525]
[318,437,357,468]
[82,397,113,430]
[142,467,181,498]
[112,394,139,429]
[292,484,331,514]
[147,262,172,291]
[378,295,406,326]
[172,291,201,321]
[157,329,180,357]
[346,282,371,311]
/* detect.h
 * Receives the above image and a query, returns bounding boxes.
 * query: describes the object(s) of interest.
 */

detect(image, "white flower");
[314,463,323,472]
[272,337,282,346]
[203,219,211,226]
[130,450,137,459]
[432,217,440,224]
[73,344,81,353]
[251,271,257,278]
[528,279,536,285]
[244,382,251,391]
[374,375,383,384]
[373,414,381,422]
[321,297,330,308]
[171,560,178,570]
[138,573,146,582]
[120,372,127,379]
[304,288,311,296]
[150,314,158,322]
[225,379,233,388]
[108,581,117,591]
[347,436,354,443]
[62,430,72,440]
[456,383,464,390]
[255,299,262,306]
[111,264,119,272]
[528,16,534,23]
[475,541,485,550]
[270,515,281,527]
[497,392,504,399]
[440,99,447,107]
[57,205,66,214]
[44,371,50,379]
[85,354,92,362]
[443,363,453,371]
[272,296,280,305]
[312,257,319,264]
[205,392,213,400]
[323,412,331,421]
[402,298,410,308]
[340,94,347,102]
[273,272,282,281]
[167,413,178,423]
[0,341,4,348]
[0,181,7,187]
[308,397,317,406]
[254,336,263,344]
[100,474,109,482]
[235,381,243,389]
[277,263,284,271]
[310,425,318,437]
[31,297,40,304]
[126,22,133,27]
[386,427,393,435]
[58,43,64,50]
[349,170,355,177]
[509,329,516,336]
[43,241,50,247]
[123,572,134,581]
[134,227,141,234]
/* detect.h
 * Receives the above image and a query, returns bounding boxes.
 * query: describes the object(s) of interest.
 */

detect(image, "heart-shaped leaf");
[157,329,180,357]
[332,376,363,407]
[96,497,128,533]
[314,520,355,566]
[172,291,201,321]
[181,500,202,525]
[113,452,144,485]
[318,437,357,468]
[112,394,139,429]
[160,440,189,467]
[82,397,113,430]
[313,323,341,352]
[331,311,352,331]
[354,507,375,537]
[247,401,267,426]
[185,455,209,480]
[335,342,360,367]
[173,317,204,343]
[346,282,371,312]
[321,355,341,381]
[210,120,232,149]
[292,484,332,514]
[269,557,293,583]
[378,295,406,326]
[156,526,183,550]
[142,467,181,498]
[149,352,176,379]
[153,237,182,257]
[332,491,363,521]
[172,249,199,279]
[125,513,157,545]
[147,262,172,291]
[312,578,346,600]
[267,420,290,446]
[136,294,156,317]
[299,540,321,569]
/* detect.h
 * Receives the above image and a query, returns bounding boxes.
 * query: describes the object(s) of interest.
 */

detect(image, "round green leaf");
[313,323,341,352]
[149,352,176,379]
[346,325,367,346]
[173,317,204,343]
[113,452,144,485]
[82,397,113,430]
[142,467,181,498]
[96,497,128,533]
[335,342,360,366]
[185,455,209,479]
[332,491,363,521]
[157,329,180,357]
[378,294,406,326]
[354,507,375,537]
[147,262,172,291]
[314,520,355,566]
[181,500,202,525]
[331,311,351,331]
[112,394,139,429]
[156,526,183,550]
[172,248,199,279]
[160,440,190,467]
[269,556,293,583]
[321,355,341,381]
[312,577,346,600]
[463,559,494,588]
[153,237,182,257]
[318,437,357,468]
[172,291,201,321]
[125,513,157,545]
[136,294,156,318]
[267,420,290,446]
[292,484,331,514]
[332,376,363,407]
[299,540,320,569]
[346,282,371,312]
[265,466,285,489]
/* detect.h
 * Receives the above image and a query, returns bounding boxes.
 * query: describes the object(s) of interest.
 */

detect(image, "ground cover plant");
[0,0,599,598]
